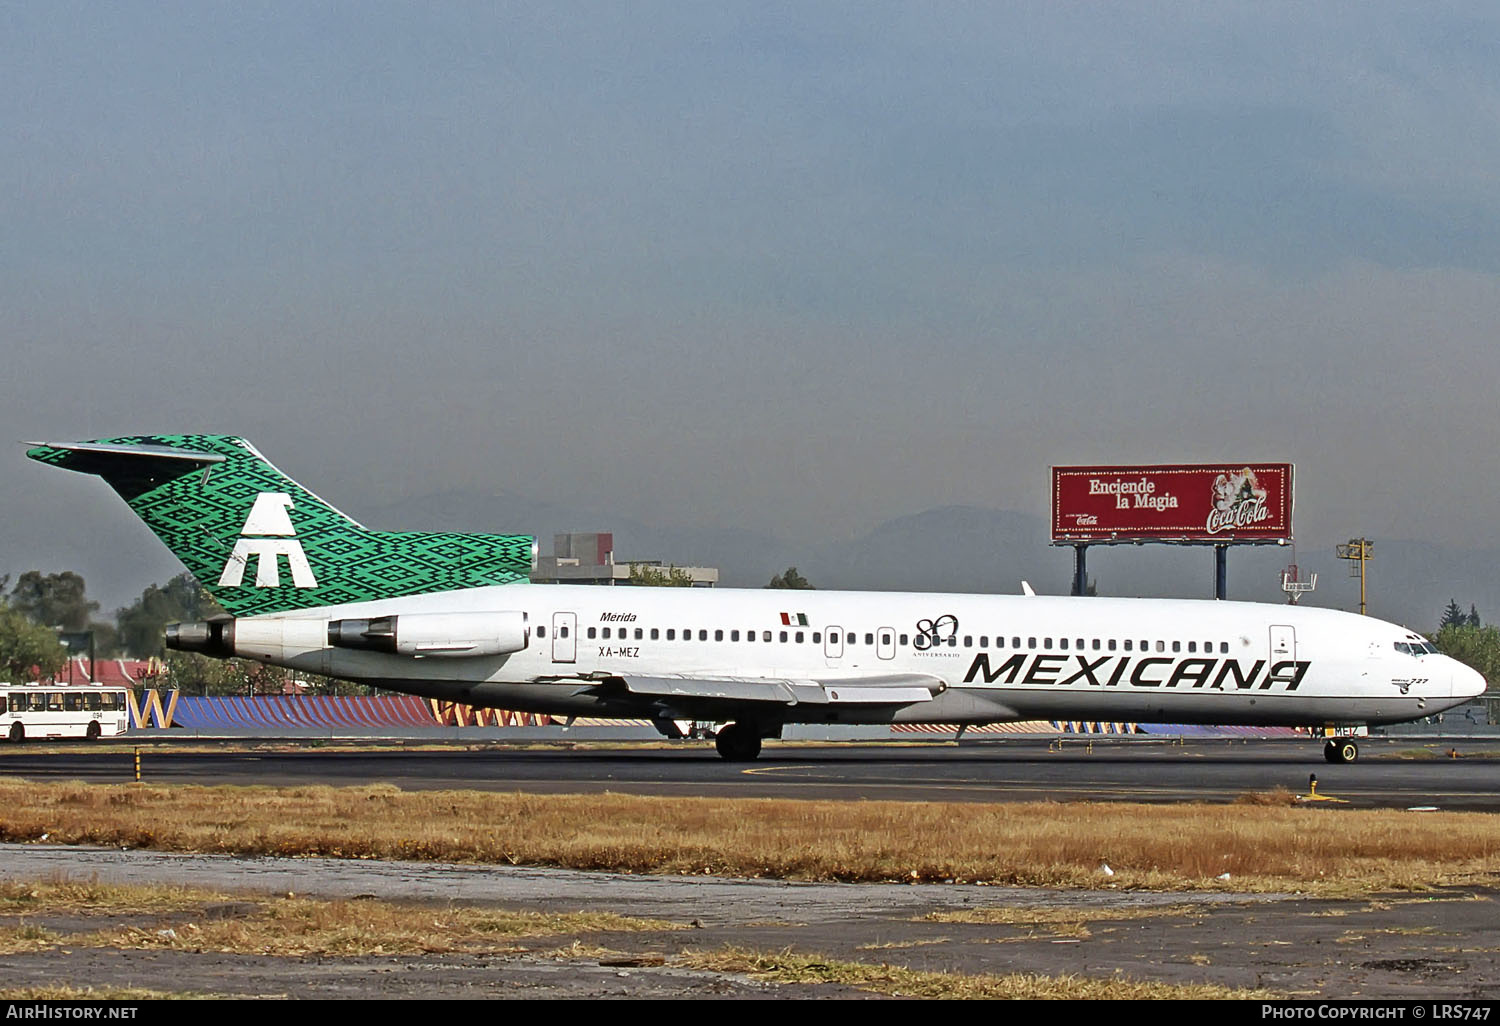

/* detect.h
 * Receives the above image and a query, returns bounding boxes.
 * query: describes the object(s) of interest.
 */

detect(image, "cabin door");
[1269,625,1296,664]
[552,612,577,664]
[824,624,844,667]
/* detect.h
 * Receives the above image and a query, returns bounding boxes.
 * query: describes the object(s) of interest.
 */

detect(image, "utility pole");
[1335,538,1373,615]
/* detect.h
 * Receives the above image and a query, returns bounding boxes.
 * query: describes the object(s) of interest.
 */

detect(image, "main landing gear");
[1323,739,1359,764]
[714,722,763,762]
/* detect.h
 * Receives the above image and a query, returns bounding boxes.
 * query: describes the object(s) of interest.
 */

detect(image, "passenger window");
[980,636,988,647]
[1092,639,1101,651]
[1220,642,1228,654]
[560,627,569,638]
[537,626,546,639]
[1156,641,1165,653]
[731,630,740,642]
[1187,641,1195,653]
[795,632,804,643]
[1059,638,1068,650]
[1027,637,1036,648]
[1044,637,1053,650]
[635,629,643,640]
[588,627,597,639]
[763,630,772,642]
[963,636,972,647]
[1172,641,1181,653]
[847,633,856,645]
[1108,639,1117,651]
[1013,637,1021,648]
[812,632,821,643]
[779,631,788,643]
[715,630,724,641]
[864,633,874,646]
[1124,640,1133,651]
[666,629,675,640]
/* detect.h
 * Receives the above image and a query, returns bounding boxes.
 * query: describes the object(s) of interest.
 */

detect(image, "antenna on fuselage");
[1021,581,1036,597]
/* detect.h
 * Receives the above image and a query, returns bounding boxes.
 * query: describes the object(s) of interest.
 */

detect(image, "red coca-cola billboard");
[1052,464,1293,543]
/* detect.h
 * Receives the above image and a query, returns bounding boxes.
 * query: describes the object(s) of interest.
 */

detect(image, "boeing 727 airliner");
[28,436,1487,761]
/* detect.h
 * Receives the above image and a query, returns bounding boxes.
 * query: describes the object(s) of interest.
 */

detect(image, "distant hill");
[363,491,1498,630]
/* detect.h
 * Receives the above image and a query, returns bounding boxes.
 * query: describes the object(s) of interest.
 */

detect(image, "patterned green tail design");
[27,435,534,617]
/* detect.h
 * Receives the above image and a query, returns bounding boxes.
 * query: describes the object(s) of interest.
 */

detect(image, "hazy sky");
[5,3,1500,607]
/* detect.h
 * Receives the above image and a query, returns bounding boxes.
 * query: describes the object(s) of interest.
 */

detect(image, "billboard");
[1052,464,1293,543]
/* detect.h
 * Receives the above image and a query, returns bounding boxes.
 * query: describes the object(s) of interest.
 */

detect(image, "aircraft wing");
[601,673,942,710]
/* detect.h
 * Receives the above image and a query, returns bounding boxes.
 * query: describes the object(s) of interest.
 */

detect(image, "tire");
[714,724,763,762]
[85,721,101,741]
[1323,739,1358,764]
[8,723,22,744]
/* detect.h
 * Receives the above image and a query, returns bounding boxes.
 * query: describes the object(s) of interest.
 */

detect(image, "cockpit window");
[1395,641,1439,656]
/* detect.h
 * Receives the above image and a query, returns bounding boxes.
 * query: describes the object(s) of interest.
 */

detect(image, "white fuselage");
[228,584,1486,729]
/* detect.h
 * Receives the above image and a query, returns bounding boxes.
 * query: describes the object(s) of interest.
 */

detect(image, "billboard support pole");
[1214,544,1228,600]
[1072,544,1088,597]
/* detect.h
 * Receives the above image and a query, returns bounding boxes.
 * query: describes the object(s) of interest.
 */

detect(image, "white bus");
[0,683,131,741]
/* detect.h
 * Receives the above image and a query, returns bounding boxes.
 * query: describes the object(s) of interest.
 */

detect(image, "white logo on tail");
[218,493,318,589]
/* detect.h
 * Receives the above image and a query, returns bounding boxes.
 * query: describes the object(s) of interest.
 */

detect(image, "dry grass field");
[0,881,1268,999]
[0,778,1496,892]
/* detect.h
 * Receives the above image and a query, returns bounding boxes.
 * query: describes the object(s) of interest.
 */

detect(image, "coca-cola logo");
[1206,468,1271,534]
[1206,498,1270,534]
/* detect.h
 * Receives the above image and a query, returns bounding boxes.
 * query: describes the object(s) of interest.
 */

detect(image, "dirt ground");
[0,844,1494,999]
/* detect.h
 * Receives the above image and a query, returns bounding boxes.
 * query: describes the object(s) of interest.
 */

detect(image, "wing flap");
[613,673,940,707]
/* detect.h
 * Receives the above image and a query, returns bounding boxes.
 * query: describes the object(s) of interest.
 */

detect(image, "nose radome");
[1455,661,1487,700]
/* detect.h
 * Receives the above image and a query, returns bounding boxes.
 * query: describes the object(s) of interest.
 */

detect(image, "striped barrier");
[892,721,1136,736]
[158,693,441,729]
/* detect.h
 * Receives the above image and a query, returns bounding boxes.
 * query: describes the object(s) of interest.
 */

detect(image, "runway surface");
[1,735,1496,809]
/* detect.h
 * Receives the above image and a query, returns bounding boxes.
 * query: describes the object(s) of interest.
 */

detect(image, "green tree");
[628,563,696,587]
[1470,604,1483,628]
[0,602,66,682]
[116,573,223,658]
[768,564,816,588]
[1440,599,1466,630]
[9,571,99,631]
[1432,623,1500,693]
[766,567,814,590]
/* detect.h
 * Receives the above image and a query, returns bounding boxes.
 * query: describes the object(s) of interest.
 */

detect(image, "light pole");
[1336,539,1373,615]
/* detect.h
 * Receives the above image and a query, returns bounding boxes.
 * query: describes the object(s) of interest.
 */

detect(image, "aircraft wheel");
[1323,739,1358,764]
[714,724,762,762]
[86,721,101,741]
[8,723,22,744]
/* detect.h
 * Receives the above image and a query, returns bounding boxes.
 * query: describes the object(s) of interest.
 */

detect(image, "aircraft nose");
[1454,661,1487,700]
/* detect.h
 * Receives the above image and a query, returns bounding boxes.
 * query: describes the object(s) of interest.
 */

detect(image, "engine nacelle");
[165,619,235,657]
[327,611,529,658]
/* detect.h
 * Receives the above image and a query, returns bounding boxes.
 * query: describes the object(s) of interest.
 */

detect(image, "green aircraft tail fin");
[27,435,534,617]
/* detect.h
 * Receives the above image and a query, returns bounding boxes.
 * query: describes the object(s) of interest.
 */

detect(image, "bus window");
[46,694,63,712]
